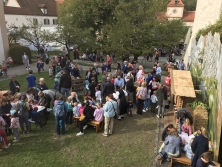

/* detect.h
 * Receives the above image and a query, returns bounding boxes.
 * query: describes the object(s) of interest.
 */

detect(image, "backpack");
[17,101,27,116]
[66,102,72,112]
[155,153,163,165]
[138,88,146,99]
[54,103,65,116]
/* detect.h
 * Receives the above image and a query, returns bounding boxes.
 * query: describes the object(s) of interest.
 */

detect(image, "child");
[73,102,80,117]
[9,110,20,142]
[183,138,194,159]
[95,87,101,103]
[127,99,134,116]
[2,62,7,78]
[143,87,151,112]
[49,66,53,79]
[37,60,42,73]
[196,152,216,167]
[91,97,97,107]
[150,91,158,113]
[93,103,104,122]
[66,96,73,125]
[182,118,192,136]
[79,102,85,115]
[56,63,61,73]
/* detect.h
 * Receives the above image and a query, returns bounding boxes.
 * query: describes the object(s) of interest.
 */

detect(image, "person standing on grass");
[156,84,167,118]
[50,57,57,76]
[107,55,112,72]
[9,110,20,142]
[36,78,48,91]
[26,70,36,88]
[102,94,117,137]
[17,95,30,134]
[9,77,20,95]
[53,95,67,135]
[22,52,30,70]
[136,82,148,115]
[0,116,11,151]
[102,77,115,98]
[59,69,72,99]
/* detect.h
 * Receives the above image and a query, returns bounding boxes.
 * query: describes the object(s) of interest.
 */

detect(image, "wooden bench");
[170,153,191,167]
[87,120,104,133]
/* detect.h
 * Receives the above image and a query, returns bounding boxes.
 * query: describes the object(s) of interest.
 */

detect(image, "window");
[175,0,178,4]
[44,19,50,25]
[41,8,47,14]
[33,18,38,24]
[53,19,58,25]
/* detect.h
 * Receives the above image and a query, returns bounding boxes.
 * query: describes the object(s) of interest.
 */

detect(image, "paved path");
[2,56,174,81]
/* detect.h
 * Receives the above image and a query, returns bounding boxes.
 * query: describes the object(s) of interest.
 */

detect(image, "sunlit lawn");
[0,71,157,167]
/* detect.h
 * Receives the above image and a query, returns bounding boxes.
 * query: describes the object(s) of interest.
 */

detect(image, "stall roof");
[170,70,196,98]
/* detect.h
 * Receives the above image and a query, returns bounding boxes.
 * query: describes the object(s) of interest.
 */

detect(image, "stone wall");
[189,32,222,161]
[184,0,222,64]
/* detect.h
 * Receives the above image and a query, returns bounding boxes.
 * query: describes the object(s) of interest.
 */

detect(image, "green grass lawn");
[0,72,157,167]
[0,71,102,93]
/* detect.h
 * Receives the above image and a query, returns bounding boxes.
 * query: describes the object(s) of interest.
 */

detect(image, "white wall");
[167,7,184,18]
[5,14,58,28]
[184,0,222,64]
[0,27,6,62]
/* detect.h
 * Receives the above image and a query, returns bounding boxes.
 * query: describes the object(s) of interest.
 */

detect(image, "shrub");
[9,45,32,65]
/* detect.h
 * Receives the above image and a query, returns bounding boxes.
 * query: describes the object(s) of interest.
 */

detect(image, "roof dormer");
[39,4,47,14]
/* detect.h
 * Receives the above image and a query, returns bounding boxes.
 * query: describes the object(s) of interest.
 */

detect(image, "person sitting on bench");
[161,124,174,142]
[196,152,216,167]
[158,128,182,162]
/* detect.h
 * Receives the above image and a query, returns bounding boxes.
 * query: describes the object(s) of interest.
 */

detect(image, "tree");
[7,24,21,46]
[18,18,51,52]
[182,0,197,11]
[58,0,119,48]
[101,0,188,58]
[58,0,188,59]
[47,25,96,54]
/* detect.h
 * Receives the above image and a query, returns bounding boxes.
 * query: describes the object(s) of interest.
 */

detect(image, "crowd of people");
[0,47,215,167]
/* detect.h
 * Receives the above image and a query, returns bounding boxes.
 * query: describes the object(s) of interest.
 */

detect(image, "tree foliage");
[17,18,50,51]
[9,45,32,64]
[58,0,188,57]
[7,24,21,46]
[196,14,222,42]
[182,0,197,11]
[101,0,188,57]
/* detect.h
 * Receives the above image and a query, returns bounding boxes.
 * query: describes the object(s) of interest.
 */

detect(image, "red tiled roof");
[4,0,57,16]
[157,12,167,21]
[182,11,195,22]
[167,0,184,7]
[4,6,31,15]
[157,11,195,22]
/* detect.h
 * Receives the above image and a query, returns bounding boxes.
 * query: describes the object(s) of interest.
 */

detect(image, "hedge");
[9,45,32,65]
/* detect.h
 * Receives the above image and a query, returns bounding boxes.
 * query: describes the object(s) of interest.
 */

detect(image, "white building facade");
[4,0,59,28]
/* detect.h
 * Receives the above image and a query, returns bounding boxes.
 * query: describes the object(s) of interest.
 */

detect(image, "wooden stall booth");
[170,69,196,110]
